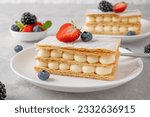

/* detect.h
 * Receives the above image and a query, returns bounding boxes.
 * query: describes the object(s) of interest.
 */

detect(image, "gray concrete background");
[0,0,149,4]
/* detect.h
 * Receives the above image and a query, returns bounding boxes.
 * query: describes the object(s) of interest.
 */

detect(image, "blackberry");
[21,12,37,25]
[144,44,150,53]
[0,81,6,100]
[98,0,113,12]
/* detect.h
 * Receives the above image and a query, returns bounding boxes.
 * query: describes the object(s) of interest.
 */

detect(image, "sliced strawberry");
[56,23,80,42]
[113,2,127,13]
[22,25,33,32]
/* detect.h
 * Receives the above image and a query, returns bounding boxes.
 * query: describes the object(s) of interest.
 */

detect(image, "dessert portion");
[84,1,142,35]
[34,36,121,80]
[84,10,142,35]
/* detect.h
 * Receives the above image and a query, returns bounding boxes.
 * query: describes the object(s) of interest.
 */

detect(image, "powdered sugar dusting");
[37,36,121,52]
[86,9,142,17]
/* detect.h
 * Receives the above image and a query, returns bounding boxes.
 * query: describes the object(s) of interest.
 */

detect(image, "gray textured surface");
[0,0,149,4]
[0,4,150,100]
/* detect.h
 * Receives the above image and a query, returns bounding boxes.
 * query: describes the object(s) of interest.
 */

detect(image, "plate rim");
[10,47,143,90]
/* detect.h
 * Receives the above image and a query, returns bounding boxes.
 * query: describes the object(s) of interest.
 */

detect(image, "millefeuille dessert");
[34,36,121,80]
[84,1,142,35]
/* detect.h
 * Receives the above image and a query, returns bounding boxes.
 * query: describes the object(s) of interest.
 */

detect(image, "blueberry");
[33,26,41,32]
[127,31,136,36]
[14,45,23,53]
[81,31,93,42]
[38,70,50,80]
[11,25,20,32]
[144,44,150,53]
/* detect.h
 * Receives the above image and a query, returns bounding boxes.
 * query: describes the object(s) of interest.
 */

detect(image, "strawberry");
[34,22,43,26]
[33,22,44,31]
[22,25,33,32]
[56,23,80,42]
[113,2,127,13]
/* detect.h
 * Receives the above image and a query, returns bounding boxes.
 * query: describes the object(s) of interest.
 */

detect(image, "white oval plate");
[74,18,150,43]
[10,47,143,93]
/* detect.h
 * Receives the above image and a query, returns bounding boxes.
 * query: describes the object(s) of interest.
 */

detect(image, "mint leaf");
[42,20,52,30]
[16,21,25,31]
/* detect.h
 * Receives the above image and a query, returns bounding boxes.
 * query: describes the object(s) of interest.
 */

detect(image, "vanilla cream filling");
[74,54,87,63]
[37,49,50,57]
[36,60,47,67]
[128,27,137,31]
[51,50,62,58]
[36,48,116,75]
[86,16,95,22]
[82,66,95,73]
[121,18,128,22]
[104,26,112,32]
[96,66,112,75]
[70,65,82,73]
[129,17,138,23]
[87,55,99,63]
[96,16,103,22]
[48,62,59,69]
[95,25,104,32]
[62,52,74,60]
[119,27,127,32]
[84,26,95,32]
[99,55,115,64]
[59,63,70,70]
[86,24,139,33]
[112,26,119,32]
[128,26,139,31]
[45,62,113,75]
[104,16,111,22]
[112,17,120,22]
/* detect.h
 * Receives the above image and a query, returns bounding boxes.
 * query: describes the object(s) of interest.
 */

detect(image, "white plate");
[10,47,143,93]
[74,18,150,43]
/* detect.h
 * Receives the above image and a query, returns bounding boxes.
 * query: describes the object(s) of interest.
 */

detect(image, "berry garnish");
[127,31,136,36]
[33,26,42,32]
[42,20,52,31]
[81,31,93,42]
[22,25,33,32]
[14,45,23,53]
[34,22,43,27]
[38,70,50,80]
[144,44,150,53]
[16,21,24,31]
[113,2,127,13]
[0,81,7,100]
[21,12,37,25]
[11,12,52,33]
[98,0,113,12]
[11,25,20,32]
[56,22,80,43]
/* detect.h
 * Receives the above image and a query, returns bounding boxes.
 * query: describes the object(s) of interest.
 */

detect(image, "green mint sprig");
[16,21,25,31]
[42,20,52,30]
